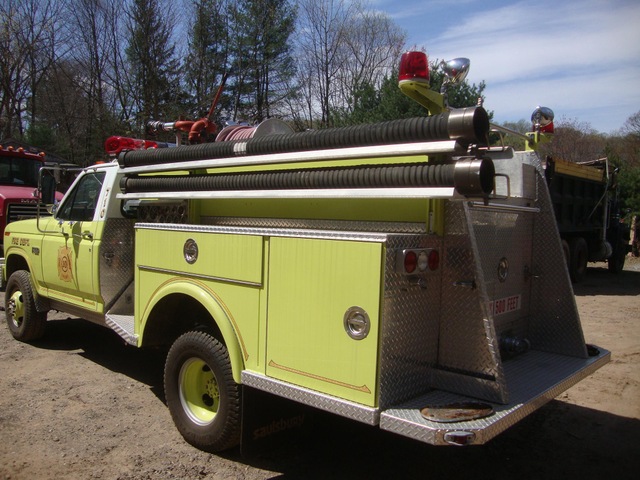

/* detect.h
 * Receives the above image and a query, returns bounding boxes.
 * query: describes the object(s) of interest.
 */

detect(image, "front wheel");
[5,270,47,341]
[164,331,241,452]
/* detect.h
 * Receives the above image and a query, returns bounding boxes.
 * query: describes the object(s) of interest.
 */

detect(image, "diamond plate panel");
[435,201,506,403]
[466,205,534,342]
[99,218,135,311]
[378,234,442,408]
[380,348,610,445]
[242,371,379,425]
[528,167,587,357]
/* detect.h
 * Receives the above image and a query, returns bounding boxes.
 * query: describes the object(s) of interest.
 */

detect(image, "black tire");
[561,239,570,267]
[569,237,588,283]
[164,331,241,452]
[608,237,627,273]
[4,270,47,341]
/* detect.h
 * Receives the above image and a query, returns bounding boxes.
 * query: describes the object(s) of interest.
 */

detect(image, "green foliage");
[606,111,640,215]
[491,119,530,151]
[227,0,297,122]
[126,0,182,130]
[616,164,640,216]
[332,64,490,127]
[184,0,231,119]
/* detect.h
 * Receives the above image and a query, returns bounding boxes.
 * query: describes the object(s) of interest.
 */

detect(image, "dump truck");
[544,156,630,282]
[2,52,609,451]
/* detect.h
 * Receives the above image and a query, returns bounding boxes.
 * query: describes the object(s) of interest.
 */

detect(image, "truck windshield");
[0,157,42,187]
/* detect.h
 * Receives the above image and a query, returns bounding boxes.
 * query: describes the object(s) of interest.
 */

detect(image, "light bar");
[105,136,167,155]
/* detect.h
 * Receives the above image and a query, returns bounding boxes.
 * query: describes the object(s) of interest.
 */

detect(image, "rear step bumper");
[379,347,610,445]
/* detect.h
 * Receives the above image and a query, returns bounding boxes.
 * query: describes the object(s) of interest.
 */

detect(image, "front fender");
[139,278,244,384]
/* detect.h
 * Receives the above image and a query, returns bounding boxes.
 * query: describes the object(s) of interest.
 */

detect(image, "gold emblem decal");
[58,246,74,282]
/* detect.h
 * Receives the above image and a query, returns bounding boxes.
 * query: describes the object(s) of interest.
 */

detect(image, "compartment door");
[266,237,383,406]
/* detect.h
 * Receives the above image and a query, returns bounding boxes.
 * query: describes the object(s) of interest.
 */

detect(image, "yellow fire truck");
[3,52,609,451]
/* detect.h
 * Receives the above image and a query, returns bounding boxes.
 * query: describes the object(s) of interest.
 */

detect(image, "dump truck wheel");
[4,270,47,341]
[608,237,627,273]
[569,237,588,283]
[561,240,570,267]
[164,331,241,452]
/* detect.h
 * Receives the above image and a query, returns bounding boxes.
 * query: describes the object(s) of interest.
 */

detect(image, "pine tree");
[125,0,182,131]
[229,0,296,123]
[184,0,231,119]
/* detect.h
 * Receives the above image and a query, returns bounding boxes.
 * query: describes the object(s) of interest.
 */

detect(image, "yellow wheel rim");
[178,357,219,426]
[8,290,25,328]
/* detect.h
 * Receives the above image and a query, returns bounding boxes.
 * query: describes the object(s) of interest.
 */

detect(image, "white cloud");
[485,63,640,132]
[431,1,639,76]
[412,0,640,132]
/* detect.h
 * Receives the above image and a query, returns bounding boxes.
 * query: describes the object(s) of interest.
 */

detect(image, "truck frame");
[2,53,609,451]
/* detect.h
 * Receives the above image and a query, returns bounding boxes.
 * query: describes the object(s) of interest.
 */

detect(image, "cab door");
[40,171,106,311]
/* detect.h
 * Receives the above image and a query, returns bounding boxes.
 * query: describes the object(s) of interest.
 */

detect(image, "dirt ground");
[1,259,639,480]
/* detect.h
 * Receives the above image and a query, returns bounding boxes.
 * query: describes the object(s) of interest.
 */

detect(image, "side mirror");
[39,169,57,205]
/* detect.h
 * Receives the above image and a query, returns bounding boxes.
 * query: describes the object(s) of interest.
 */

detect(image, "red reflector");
[540,121,554,133]
[404,250,418,273]
[428,250,440,270]
[398,51,429,83]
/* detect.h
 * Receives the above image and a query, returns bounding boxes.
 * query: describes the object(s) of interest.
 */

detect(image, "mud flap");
[240,386,317,455]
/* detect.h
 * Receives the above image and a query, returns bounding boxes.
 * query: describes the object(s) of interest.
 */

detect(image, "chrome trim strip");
[118,186,456,201]
[468,201,540,213]
[135,223,391,243]
[121,140,462,174]
[242,371,380,425]
[137,265,263,288]
[201,217,427,234]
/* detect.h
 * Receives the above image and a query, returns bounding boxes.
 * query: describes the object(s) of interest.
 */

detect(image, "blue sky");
[373,0,640,133]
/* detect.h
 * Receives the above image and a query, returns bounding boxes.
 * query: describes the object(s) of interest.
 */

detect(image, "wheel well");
[5,254,30,279]
[141,293,224,349]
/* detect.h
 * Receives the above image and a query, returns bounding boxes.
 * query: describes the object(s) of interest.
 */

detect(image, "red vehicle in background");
[0,143,64,260]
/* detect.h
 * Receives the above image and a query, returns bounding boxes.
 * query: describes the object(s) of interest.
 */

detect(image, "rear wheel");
[569,237,588,283]
[164,331,241,452]
[608,233,627,273]
[5,270,47,341]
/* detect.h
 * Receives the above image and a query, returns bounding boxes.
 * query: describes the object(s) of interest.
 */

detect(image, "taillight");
[398,51,429,84]
[428,249,440,271]
[397,248,439,274]
[104,136,162,155]
[405,250,418,273]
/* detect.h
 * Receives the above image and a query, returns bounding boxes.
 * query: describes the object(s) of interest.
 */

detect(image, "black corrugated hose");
[118,107,489,168]
[121,162,465,193]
